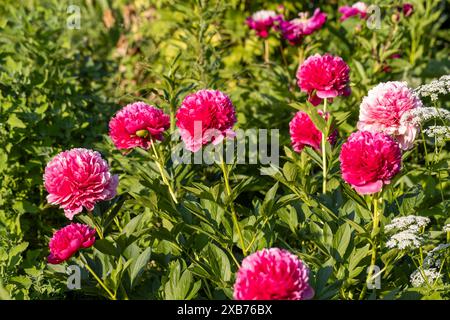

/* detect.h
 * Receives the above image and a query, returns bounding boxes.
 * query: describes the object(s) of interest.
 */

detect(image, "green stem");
[150,140,178,204]
[264,39,269,63]
[170,106,176,134]
[80,253,116,300]
[298,46,304,66]
[219,159,247,256]
[321,98,328,194]
[87,212,103,239]
[359,193,382,300]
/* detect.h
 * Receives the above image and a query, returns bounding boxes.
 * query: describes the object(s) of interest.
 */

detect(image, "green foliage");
[1,0,449,300]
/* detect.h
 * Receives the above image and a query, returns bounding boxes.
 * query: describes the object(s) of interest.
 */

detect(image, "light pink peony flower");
[357,81,422,150]
[44,148,119,220]
[246,10,281,38]
[339,2,368,21]
[289,110,337,152]
[109,102,170,150]
[233,248,314,300]
[279,9,326,45]
[48,223,96,264]
[340,131,402,195]
[176,89,237,152]
[297,53,351,106]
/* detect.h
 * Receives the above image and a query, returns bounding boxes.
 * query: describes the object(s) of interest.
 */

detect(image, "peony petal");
[316,89,338,99]
[353,180,383,195]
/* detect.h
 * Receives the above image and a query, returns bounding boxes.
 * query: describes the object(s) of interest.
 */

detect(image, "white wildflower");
[410,268,441,287]
[386,230,425,250]
[423,125,450,144]
[385,215,430,232]
[423,243,450,268]
[400,107,450,126]
[415,75,450,101]
[443,224,450,232]
[251,10,277,21]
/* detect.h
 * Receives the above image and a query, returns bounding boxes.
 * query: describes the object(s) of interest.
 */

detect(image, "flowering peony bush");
[1,1,449,302]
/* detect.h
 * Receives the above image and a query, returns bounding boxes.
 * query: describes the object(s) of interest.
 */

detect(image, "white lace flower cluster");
[423,125,450,144]
[385,215,430,232]
[400,107,450,126]
[423,243,450,268]
[385,215,430,250]
[443,224,450,232]
[386,231,424,250]
[410,268,441,287]
[415,75,450,101]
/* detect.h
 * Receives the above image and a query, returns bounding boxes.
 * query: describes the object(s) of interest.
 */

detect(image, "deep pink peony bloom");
[246,10,281,38]
[233,248,314,300]
[339,2,368,21]
[402,3,414,17]
[279,9,326,45]
[289,110,337,152]
[340,131,402,195]
[297,53,351,106]
[357,81,422,150]
[176,89,237,152]
[109,102,170,150]
[48,223,96,264]
[44,148,119,220]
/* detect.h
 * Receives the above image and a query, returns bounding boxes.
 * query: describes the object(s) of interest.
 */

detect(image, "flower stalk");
[264,39,270,63]
[219,158,247,256]
[359,192,382,299]
[321,98,328,194]
[80,253,116,300]
[149,139,178,204]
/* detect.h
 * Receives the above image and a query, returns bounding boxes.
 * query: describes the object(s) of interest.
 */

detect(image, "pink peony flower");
[357,81,422,150]
[109,102,170,150]
[289,110,337,152]
[340,131,402,195]
[246,10,281,38]
[176,89,237,152]
[339,2,368,21]
[48,223,96,264]
[44,148,119,220]
[297,53,351,106]
[279,9,327,45]
[402,3,414,17]
[233,248,314,300]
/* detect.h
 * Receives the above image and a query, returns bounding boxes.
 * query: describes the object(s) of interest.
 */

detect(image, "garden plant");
[0,0,449,302]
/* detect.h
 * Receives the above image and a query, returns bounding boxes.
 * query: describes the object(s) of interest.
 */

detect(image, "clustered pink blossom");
[176,89,237,152]
[44,148,119,220]
[48,223,96,264]
[297,53,351,106]
[338,2,368,21]
[278,9,327,45]
[340,131,402,195]
[109,102,170,150]
[246,10,281,38]
[289,110,337,152]
[233,248,314,300]
[357,81,422,150]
